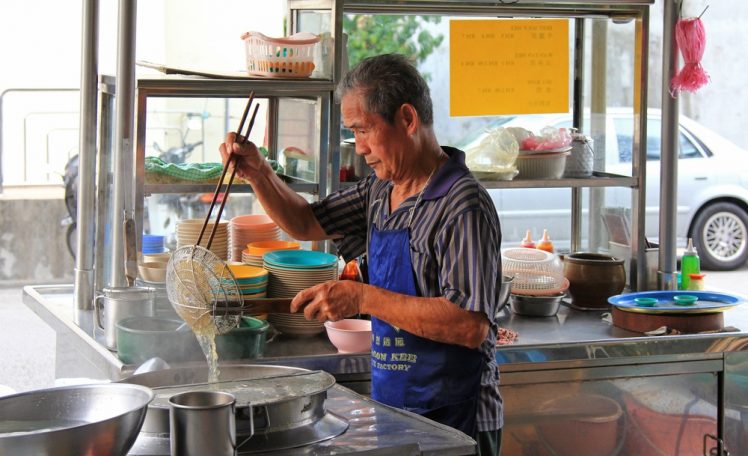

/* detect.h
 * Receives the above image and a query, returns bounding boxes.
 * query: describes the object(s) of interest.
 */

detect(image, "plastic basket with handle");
[241,31,320,78]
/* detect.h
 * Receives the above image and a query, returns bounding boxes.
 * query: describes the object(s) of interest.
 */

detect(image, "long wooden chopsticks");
[196,92,259,249]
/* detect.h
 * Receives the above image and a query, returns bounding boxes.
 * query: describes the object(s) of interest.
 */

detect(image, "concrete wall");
[0,193,73,284]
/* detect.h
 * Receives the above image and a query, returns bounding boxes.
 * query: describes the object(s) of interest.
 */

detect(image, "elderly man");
[221,53,502,455]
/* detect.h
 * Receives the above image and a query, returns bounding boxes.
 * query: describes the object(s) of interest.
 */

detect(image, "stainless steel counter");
[22,284,474,455]
[23,284,748,454]
[25,284,748,375]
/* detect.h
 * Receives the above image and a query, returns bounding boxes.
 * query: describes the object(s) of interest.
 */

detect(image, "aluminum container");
[509,293,564,317]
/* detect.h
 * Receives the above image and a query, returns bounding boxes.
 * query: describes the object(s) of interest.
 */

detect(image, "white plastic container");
[516,151,569,179]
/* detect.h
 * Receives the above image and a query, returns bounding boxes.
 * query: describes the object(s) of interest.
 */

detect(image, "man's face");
[341,89,411,182]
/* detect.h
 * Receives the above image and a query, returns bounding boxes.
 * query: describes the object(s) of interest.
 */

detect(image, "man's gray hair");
[335,53,434,126]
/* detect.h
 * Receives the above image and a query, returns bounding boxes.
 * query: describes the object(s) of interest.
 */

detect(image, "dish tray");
[608,291,743,314]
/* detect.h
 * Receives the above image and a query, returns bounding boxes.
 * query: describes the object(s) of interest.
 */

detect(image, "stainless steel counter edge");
[23,284,128,379]
[22,284,748,380]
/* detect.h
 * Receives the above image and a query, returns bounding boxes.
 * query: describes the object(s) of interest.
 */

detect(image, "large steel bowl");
[0,383,153,456]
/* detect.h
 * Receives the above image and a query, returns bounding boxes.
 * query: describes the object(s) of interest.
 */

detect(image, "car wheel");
[691,202,748,271]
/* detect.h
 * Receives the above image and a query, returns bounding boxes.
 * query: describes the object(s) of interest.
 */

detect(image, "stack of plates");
[242,240,301,267]
[176,219,229,260]
[227,263,268,298]
[263,250,339,336]
[230,215,282,262]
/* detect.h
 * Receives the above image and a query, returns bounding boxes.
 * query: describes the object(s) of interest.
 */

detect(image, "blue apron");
[368,192,483,436]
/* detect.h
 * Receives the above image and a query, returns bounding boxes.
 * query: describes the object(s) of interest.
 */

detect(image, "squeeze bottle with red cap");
[520,230,535,248]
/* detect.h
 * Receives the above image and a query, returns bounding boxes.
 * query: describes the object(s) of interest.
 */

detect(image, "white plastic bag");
[465,127,520,180]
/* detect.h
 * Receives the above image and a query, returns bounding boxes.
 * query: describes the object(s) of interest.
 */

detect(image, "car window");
[612,116,703,162]
[678,132,702,159]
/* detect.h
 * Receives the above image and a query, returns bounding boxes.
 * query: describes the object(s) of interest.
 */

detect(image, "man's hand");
[219,132,269,182]
[291,280,365,322]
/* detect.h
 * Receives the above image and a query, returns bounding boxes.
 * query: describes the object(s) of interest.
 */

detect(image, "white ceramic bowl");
[143,252,171,263]
[324,319,372,353]
[137,261,167,283]
[516,151,569,179]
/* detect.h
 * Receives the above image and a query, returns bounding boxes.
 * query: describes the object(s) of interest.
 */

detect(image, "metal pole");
[589,20,607,254]
[659,0,680,290]
[570,18,585,254]
[110,0,137,288]
[73,0,99,324]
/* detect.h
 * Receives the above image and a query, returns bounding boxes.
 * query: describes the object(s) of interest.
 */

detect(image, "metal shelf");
[342,0,653,18]
[144,182,319,196]
[339,172,636,190]
[136,76,335,98]
[480,172,637,190]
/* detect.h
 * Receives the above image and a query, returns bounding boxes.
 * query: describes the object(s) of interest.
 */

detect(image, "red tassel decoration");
[670,16,710,96]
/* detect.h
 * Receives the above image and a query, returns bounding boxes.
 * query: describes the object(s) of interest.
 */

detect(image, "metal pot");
[564,253,626,309]
[496,275,514,316]
[120,364,347,453]
[0,383,153,456]
[509,293,564,317]
[94,285,155,349]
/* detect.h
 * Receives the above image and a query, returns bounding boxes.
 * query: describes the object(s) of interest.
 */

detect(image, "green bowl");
[673,294,699,306]
[215,316,269,360]
[634,297,658,307]
[116,316,204,365]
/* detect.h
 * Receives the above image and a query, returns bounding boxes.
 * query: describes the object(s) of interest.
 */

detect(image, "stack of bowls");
[142,234,166,254]
[263,250,338,336]
[229,215,282,262]
[242,240,300,267]
[176,219,229,260]
[227,263,268,299]
[137,261,168,283]
[516,147,571,179]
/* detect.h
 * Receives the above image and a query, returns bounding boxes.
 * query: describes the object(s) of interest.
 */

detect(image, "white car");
[458,109,748,271]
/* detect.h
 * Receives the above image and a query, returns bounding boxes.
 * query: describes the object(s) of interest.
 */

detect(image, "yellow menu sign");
[450,19,569,116]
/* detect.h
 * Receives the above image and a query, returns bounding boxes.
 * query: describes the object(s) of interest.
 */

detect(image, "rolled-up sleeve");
[436,207,501,319]
[310,177,371,261]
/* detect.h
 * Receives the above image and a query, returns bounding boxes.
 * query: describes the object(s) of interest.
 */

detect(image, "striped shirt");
[311,146,503,431]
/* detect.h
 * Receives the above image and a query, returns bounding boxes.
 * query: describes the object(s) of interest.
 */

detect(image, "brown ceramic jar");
[564,253,626,309]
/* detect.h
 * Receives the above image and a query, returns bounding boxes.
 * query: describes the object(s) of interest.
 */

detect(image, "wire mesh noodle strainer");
[502,248,568,295]
[166,93,259,335]
[166,245,242,334]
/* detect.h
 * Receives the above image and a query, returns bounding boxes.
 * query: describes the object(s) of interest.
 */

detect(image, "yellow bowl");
[246,240,300,256]
[227,263,268,280]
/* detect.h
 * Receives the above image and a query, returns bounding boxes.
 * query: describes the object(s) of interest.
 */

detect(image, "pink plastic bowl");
[324,319,372,353]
